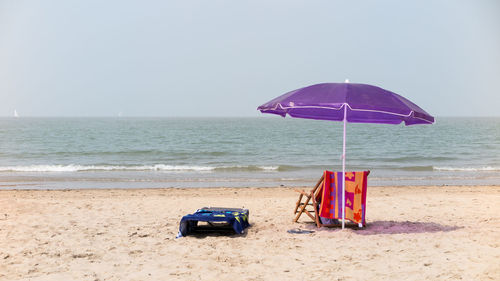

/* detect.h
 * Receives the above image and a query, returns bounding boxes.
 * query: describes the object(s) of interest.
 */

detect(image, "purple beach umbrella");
[257,81,434,229]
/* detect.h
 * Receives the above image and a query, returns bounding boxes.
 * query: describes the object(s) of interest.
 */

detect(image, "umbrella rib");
[264,103,431,121]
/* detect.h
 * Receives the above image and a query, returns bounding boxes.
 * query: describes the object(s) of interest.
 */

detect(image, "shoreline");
[1,185,499,280]
[1,183,500,191]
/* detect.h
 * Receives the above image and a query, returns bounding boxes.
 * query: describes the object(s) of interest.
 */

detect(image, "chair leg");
[312,191,322,227]
[293,193,304,214]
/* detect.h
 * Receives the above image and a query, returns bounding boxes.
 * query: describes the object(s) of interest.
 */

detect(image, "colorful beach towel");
[319,171,369,226]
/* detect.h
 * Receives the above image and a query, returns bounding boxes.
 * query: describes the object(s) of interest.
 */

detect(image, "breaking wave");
[0,164,283,173]
[433,166,500,172]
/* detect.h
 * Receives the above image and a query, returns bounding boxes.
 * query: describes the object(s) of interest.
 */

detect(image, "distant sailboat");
[14,109,19,118]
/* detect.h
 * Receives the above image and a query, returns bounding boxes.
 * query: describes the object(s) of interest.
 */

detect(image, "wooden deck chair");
[294,170,370,228]
[293,175,324,226]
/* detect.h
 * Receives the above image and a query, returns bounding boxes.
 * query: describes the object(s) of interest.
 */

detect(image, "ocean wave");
[5,164,498,173]
[433,166,500,172]
[0,164,284,173]
[374,156,456,163]
[396,166,434,171]
[212,165,280,172]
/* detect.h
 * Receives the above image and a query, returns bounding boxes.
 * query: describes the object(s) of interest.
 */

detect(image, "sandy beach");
[1,185,499,281]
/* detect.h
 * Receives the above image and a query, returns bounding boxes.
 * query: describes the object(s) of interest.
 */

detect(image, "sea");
[0,117,498,189]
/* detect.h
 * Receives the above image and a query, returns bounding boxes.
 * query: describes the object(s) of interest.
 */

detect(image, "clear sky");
[1,0,499,117]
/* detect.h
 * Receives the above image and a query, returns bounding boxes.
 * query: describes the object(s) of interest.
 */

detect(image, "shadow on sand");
[180,225,250,239]
[301,220,462,235]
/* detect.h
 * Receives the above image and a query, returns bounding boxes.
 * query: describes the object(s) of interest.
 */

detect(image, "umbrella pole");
[342,104,347,230]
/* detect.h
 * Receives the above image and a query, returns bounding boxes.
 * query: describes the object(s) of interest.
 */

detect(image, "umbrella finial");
[344,79,349,83]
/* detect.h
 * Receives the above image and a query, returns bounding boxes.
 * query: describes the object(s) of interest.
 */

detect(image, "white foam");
[433,166,500,172]
[257,166,280,171]
[151,164,215,171]
[0,165,84,172]
[213,165,280,171]
[0,164,281,172]
[0,164,216,172]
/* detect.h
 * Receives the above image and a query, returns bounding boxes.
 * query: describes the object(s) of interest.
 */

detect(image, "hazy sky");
[1,0,499,117]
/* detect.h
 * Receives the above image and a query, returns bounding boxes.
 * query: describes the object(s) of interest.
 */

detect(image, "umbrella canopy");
[257,82,434,229]
[258,82,434,125]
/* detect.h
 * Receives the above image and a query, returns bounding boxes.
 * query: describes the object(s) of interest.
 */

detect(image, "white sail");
[14,110,19,118]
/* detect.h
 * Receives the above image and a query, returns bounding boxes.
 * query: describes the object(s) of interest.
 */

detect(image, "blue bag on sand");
[177,207,250,238]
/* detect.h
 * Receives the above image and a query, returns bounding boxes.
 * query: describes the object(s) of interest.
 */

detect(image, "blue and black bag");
[177,207,250,238]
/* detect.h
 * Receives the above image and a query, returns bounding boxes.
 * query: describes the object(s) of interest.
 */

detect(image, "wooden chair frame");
[293,175,324,227]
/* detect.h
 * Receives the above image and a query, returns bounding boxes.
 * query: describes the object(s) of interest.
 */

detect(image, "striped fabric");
[318,170,369,225]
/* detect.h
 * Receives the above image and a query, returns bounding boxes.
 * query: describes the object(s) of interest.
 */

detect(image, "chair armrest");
[293,189,312,197]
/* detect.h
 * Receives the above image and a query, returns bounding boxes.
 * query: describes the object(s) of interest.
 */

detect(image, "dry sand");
[0,185,499,280]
